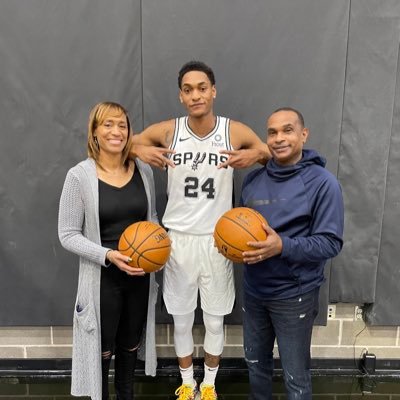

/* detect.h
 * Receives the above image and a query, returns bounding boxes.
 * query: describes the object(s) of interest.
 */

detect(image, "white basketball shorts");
[163,230,235,316]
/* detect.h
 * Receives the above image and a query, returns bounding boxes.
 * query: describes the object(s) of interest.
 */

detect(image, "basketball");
[214,207,268,263]
[118,221,171,273]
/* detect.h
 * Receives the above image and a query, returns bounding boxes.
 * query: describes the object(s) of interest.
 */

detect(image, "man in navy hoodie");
[240,107,344,400]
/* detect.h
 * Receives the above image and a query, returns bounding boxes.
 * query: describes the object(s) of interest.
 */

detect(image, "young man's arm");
[218,120,271,169]
[130,120,176,168]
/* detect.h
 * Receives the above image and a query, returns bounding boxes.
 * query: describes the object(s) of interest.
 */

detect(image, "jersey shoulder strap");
[169,117,183,151]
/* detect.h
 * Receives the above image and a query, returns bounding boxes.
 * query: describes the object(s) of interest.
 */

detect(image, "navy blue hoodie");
[240,149,344,300]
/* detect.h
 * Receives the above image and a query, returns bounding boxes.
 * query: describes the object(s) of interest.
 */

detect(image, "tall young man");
[240,108,344,400]
[132,61,269,400]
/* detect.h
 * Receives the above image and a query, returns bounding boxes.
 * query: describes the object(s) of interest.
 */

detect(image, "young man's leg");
[271,288,320,400]
[198,235,235,399]
[198,312,224,399]
[163,231,201,399]
[173,312,199,399]
[243,291,275,400]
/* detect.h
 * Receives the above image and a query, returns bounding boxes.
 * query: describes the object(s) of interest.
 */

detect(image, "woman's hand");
[106,250,146,276]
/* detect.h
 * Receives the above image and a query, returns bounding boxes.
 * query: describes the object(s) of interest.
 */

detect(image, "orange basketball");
[214,207,268,263]
[118,221,171,273]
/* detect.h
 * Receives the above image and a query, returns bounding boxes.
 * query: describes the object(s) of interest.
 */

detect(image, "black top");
[99,167,148,250]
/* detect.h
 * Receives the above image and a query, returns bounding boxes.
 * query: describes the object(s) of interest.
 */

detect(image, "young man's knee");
[203,312,224,335]
[173,312,195,336]
[203,312,224,355]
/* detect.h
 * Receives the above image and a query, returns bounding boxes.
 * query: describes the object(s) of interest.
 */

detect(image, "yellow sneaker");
[199,383,218,400]
[175,383,199,400]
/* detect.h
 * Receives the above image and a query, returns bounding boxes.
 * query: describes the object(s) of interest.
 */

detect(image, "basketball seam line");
[221,216,259,241]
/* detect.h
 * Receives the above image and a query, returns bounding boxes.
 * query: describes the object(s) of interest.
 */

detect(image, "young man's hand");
[131,144,176,169]
[218,147,269,169]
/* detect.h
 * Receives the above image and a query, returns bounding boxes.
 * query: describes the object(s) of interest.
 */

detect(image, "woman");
[58,102,158,400]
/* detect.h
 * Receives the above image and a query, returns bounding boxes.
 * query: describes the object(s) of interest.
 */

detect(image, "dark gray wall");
[0,0,398,326]
[0,0,143,324]
[329,0,400,326]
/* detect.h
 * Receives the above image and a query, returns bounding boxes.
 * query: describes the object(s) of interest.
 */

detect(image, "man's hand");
[218,148,268,169]
[242,224,283,264]
[132,144,175,169]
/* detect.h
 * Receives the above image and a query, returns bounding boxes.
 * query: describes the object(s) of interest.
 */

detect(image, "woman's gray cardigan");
[58,158,158,400]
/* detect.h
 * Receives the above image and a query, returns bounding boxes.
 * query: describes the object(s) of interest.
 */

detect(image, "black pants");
[100,264,150,399]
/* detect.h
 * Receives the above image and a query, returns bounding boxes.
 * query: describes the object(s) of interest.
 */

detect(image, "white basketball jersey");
[162,116,234,234]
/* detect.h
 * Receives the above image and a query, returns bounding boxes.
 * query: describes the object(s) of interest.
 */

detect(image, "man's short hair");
[178,61,216,88]
[271,107,305,127]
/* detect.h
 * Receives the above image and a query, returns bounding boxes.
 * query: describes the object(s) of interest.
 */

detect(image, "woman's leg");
[101,351,112,400]
[100,267,123,400]
[115,274,150,399]
[114,347,138,400]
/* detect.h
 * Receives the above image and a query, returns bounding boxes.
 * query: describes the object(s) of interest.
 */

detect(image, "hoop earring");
[94,136,99,148]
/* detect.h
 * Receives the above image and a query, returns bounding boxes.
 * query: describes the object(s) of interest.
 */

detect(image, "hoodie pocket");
[246,257,300,291]
[267,257,299,281]
[74,301,96,334]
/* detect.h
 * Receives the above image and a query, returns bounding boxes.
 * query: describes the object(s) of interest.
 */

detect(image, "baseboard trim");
[1,358,400,379]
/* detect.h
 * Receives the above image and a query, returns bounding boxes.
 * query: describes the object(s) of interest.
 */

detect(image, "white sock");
[203,363,219,386]
[180,364,195,386]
